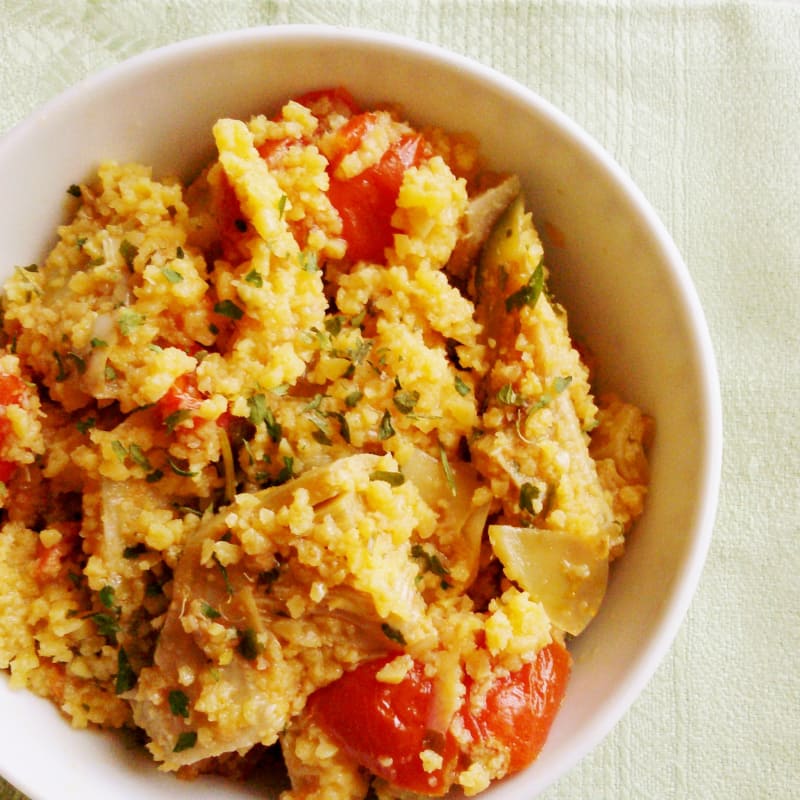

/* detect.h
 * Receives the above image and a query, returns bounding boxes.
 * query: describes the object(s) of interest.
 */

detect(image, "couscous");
[0,87,652,798]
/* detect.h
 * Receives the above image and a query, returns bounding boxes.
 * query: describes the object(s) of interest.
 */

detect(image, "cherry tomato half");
[308,655,458,796]
[327,125,426,264]
[461,642,571,774]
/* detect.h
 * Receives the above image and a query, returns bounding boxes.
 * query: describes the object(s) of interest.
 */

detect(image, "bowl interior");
[0,26,721,800]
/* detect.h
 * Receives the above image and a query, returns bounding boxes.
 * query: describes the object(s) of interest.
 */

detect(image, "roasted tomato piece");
[328,131,426,263]
[308,655,458,796]
[461,642,571,774]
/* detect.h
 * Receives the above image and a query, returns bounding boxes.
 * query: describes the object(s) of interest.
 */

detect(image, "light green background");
[1,1,798,798]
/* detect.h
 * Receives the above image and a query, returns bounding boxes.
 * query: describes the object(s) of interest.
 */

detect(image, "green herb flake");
[345,390,363,408]
[118,309,146,337]
[300,251,318,273]
[98,585,116,609]
[168,689,190,719]
[519,482,541,515]
[237,628,263,661]
[213,299,244,320]
[119,239,138,269]
[438,441,457,497]
[145,469,164,484]
[553,375,573,394]
[53,351,68,382]
[277,194,288,218]
[111,440,128,463]
[248,394,282,443]
[89,612,120,642]
[381,623,407,646]
[123,543,147,559]
[393,389,420,415]
[76,236,87,249]
[115,647,137,694]
[454,375,471,396]
[213,553,234,595]
[164,409,192,433]
[201,602,221,619]
[104,364,117,381]
[161,266,183,284]
[324,315,343,337]
[377,410,395,441]
[128,443,152,471]
[76,417,96,434]
[244,269,263,287]
[497,384,526,407]
[505,260,545,312]
[370,470,405,487]
[173,731,197,753]
[90,337,108,349]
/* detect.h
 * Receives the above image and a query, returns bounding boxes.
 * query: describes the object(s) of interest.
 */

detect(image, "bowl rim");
[0,22,723,800]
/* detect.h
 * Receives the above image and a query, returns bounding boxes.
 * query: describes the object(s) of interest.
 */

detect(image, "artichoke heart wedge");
[488,524,608,636]
[473,194,615,637]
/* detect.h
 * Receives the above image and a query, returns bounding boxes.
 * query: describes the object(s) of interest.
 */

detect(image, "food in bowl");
[0,86,652,798]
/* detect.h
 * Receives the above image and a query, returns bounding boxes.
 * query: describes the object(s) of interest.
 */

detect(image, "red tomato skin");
[35,521,81,583]
[461,642,571,774]
[308,656,457,796]
[156,373,203,426]
[328,132,426,264]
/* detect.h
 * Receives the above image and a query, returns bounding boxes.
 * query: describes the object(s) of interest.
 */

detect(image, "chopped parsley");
[497,384,526,407]
[123,543,147,559]
[168,689,190,719]
[213,299,244,320]
[119,239,138,269]
[75,417,96,434]
[237,628,263,661]
[454,375,471,396]
[393,389,419,415]
[89,612,120,643]
[244,269,263,287]
[519,482,541,515]
[173,731,197,753]
[377,410,395,441]
[200,601,221,619]
[53,351,68,382]
[161,266,183,284]
[369,470,405,487]
[505,260,545,312]
[98,585,116,609]
[438,441,457,496]
[117,309,146,336]
[115,647,137,694]
[345,390,363,408]
[300,250,318,273]
[164,409,192,433]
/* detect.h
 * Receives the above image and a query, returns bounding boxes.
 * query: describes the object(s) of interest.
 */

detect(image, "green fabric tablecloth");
[1,1,798,798]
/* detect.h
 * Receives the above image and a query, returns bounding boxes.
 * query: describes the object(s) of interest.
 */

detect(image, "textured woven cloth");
[1,1,798,798]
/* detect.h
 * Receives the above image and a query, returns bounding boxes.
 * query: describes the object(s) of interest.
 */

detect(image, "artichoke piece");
[472,193,616,636]
[488,524,608,636]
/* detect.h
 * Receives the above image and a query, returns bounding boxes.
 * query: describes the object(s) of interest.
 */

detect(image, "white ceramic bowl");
[0,25,722,800]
